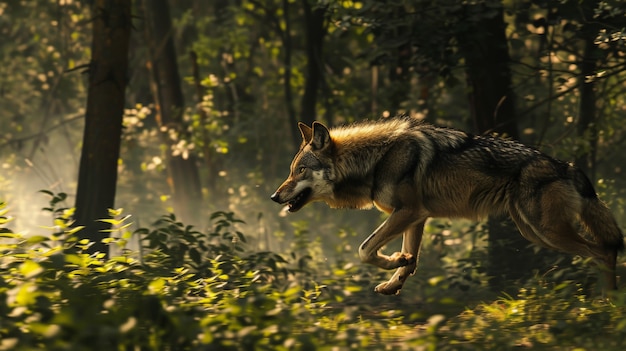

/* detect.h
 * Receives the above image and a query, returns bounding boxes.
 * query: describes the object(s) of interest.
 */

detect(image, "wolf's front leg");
[375,222,425,295]
[358,209,424,270]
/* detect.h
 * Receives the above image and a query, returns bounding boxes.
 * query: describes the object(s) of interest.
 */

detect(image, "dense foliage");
[1,195,626,350]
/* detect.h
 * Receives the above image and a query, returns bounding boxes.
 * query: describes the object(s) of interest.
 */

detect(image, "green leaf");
[19,260,43,278]
[42,246,63,257]
[14,282,38,306]
[98,218,120,225]
[65,254,85,266]
[108,208,124,217]
[102,237,117,244]
[26,235,49,245]
[148,278,166,294]
[0,216,14,225]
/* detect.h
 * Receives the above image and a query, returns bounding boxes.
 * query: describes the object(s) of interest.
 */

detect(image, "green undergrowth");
[1,195,626,350]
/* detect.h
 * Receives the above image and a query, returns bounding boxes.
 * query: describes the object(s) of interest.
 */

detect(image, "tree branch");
[0,114,84,149]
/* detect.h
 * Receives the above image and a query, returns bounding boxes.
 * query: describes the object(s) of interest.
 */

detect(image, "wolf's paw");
[374,265,416,295]
[374,279,404,295]
[389,252,416,268]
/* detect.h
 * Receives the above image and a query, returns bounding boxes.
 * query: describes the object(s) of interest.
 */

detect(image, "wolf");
[270,116,624,295]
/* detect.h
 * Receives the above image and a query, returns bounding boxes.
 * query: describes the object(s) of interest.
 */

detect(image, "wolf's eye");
[298,166,306,174]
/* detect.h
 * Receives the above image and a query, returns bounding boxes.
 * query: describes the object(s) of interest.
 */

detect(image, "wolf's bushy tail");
[571,166,624,252]
[581,197,625,252]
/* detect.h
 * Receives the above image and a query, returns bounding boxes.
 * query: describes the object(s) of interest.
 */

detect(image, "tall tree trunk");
[73,0,131,257]
[458,4,542,289]
[386,6,411,116]
[576,22,601,182]
[461,9,518,138]
[299,1,327,126]
[280,0,299,149]
[576,1,604,184]
[143,0,202,225]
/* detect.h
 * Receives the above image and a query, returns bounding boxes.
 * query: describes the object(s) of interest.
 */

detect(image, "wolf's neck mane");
[330,131,395,181]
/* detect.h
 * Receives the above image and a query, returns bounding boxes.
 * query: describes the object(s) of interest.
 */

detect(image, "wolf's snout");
[270,192,281,203]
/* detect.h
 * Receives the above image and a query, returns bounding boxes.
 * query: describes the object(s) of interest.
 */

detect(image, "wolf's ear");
[311,121,331,150]
[298,122,313,144]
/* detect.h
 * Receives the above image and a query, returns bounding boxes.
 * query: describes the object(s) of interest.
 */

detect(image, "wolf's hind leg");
[375,222,425,295]
[535,184,620,290]
[543,220,618,288]
[513,190,618,290]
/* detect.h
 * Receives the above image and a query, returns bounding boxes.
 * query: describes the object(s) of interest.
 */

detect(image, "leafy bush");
[441,282,626,350]
[0,197,422,350]
[1,195,625,350]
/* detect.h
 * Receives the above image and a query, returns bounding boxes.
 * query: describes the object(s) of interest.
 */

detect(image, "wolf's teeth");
[279,205,290,217]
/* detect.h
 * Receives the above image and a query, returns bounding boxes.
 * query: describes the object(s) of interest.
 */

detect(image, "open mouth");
[287,188,312,212]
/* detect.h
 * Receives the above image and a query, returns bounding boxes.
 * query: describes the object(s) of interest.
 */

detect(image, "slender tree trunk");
[576,31,600,182]
[73,0,131,257]
[143,0,202,225]
[386,6,411,116]
[299,1,327,126]
[461,11,518,138]
[574,0,606,185]
[281,0,299,149]
[371,65,379,118]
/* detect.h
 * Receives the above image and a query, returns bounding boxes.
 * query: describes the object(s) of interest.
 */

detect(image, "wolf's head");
[270,122,335,212]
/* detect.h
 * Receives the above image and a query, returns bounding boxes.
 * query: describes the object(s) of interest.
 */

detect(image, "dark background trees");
[1,0,625,286]
[142,0,203,225]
